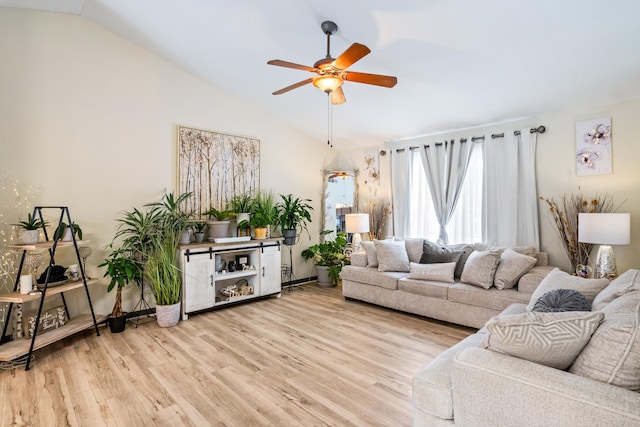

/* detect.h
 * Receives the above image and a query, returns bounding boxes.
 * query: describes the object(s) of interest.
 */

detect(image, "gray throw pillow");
[420,241,463,265]
[532,289,591,312]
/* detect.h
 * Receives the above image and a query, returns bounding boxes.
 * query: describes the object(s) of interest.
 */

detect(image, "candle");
[20,275,32,294]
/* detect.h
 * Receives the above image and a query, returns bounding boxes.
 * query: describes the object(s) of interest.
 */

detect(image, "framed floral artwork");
[576,117,612,176]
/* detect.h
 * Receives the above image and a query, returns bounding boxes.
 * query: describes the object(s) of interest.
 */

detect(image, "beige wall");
[0,8,338,315]
[343,100,640,274]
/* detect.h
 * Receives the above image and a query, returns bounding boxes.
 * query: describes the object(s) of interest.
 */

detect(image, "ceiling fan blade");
[272,78,314,95]
[342,71,398,88]
[332,43,371,70]
[267,59,318,72]
[331,86,346,105]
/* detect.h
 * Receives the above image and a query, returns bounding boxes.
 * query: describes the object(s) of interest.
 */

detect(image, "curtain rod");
[394,125,546,152]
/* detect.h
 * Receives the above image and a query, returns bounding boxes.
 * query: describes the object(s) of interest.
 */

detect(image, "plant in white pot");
[277,193,313,245]
[204,208,236,241]
[301,231,349,287]
[192,221,206,243]
[230,192,254,237]
[53,221,82,242]
[144,191,193,327]
[12,213,48,244]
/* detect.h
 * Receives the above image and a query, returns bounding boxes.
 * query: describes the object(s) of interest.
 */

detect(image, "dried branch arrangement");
[539,193,619,273]
[363,199,392,240]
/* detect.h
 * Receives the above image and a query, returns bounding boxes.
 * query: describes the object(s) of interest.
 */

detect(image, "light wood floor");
[0,284,473,427]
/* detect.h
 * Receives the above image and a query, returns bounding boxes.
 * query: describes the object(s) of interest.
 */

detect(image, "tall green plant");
[145,233,181,305]
[252,190,279,228]
[229,192,254,213]
[277,193,313,238]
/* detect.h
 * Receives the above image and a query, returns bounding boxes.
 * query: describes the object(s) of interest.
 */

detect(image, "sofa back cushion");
[525,268,609,312]
[592,269,640,311]
[570,291,640,391]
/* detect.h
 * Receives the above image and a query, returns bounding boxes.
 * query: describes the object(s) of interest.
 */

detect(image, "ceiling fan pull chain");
[327,93,332,147]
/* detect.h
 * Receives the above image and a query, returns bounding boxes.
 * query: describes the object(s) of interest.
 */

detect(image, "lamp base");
[352,233,362,253]
[594,245,617,279]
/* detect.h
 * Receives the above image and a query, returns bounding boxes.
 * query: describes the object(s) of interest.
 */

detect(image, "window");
[405,143,483,244]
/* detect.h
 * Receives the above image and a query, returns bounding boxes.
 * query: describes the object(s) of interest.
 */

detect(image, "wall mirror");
[321,170,359,241]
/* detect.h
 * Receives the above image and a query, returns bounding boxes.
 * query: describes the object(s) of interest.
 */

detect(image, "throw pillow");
[592,269,640,311]
[403,238,425,263]
[570,291,640,391]
[532,289,591,312]
[511,245,537,257]
[447,243,475,278]
[374,240,410,272]
[460,249,502,289]
[480,310,604,370]
[360,241,378,268]
[408,262,456,283]
[525,268,609,312]
[420,241,463,265]
[493,248,537,290]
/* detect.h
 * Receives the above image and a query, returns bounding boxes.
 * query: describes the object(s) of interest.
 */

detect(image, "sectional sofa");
[413,268,640,426]
[341,238,555,328]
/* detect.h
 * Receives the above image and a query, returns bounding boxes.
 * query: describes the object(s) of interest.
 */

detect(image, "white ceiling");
[3,0,640,150]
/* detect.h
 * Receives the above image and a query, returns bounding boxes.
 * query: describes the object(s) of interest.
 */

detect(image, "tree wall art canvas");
[178,125,260,217]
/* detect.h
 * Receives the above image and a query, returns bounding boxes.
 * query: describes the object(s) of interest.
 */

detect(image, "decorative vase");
[156,302,181,327]
[316,265,335,288]
[179,229,191,245]
[108,314,127,333]
[206,220,231,241]
[254,227,268,239]
[215,255,226,272]
[21,230,40,245]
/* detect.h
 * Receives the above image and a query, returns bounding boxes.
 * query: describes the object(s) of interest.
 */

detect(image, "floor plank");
[0,284,474,426]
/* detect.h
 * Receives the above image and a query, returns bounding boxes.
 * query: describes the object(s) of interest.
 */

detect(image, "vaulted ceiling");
[3,0,640,150]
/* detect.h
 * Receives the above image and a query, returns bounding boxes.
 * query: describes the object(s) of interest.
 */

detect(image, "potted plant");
[204,208,236,240]
[113,207,161,261]
[251,190,279,239]
[53,221,83,241]
[192,221,206,243]
[12,213,49,244]
[143,191,192,327]
[230,192,254,237]
[98,246,143,333]
[301,231,349,287]
[277,193,313,245]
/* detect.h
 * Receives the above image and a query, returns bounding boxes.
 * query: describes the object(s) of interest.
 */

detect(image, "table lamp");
[345,213,370,253]
[578,212,630,278]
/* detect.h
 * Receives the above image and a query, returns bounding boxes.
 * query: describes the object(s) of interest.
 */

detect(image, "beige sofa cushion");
[398,278,449,299]
[518,265,556,294]
[481,310,604,370]
[340,266,404,290]
[570,291,640,391]
[448,283,530,311]
[460,249,502,289]
[526,268,609,311]
[493,248,537,290]
[374,239,410,272]
[592,269,640,311]
[412,333,486,420]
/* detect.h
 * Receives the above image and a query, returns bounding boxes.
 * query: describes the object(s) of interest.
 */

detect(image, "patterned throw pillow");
[532,289,591,312]
[480,311,604,370]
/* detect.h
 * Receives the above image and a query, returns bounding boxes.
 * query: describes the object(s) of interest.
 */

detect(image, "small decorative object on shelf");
[78,246,92,279]
[24,306,67,338]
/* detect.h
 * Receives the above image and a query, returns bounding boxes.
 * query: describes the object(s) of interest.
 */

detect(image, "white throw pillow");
[374,240,410,272]
[360,241,378,268]
[481,310,604,370]
[493,248,537,290]
[408,262,456,283]
[460,249,502,289]
[526,268,609,312]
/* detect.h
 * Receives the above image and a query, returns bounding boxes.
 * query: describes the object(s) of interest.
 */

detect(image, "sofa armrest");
[518,265,555,294]
[349,252,367,267]
[452,347,640,427]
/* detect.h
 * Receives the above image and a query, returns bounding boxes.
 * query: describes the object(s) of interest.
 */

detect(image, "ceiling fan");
[267,20,397,105]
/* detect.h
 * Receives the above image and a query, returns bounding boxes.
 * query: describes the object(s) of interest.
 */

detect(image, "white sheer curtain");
[482,128,539,247]
[420,140,475,244]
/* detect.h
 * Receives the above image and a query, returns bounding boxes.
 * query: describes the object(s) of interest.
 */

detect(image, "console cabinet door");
[260,245,281,296]
[184,255,215,312]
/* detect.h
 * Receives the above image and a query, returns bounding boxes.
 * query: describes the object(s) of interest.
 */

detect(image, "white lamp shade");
[578,213,630,245]
[345,214,370,233]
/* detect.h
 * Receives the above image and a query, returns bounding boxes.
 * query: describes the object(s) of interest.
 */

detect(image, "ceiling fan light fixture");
[312,75,343,93]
